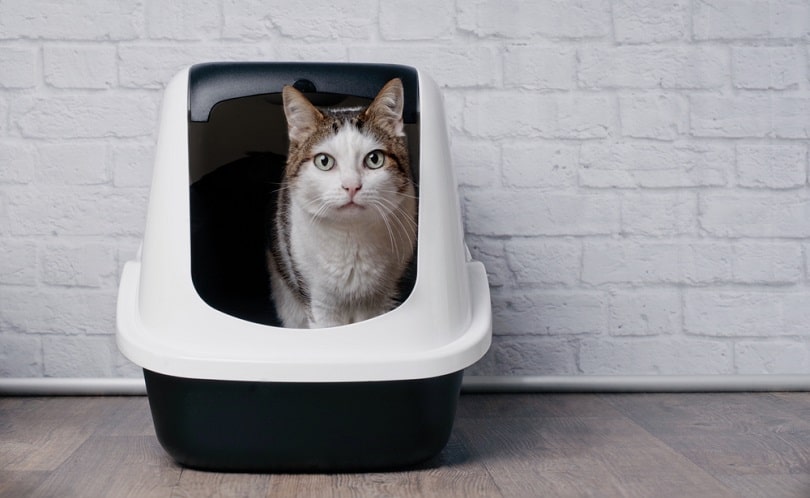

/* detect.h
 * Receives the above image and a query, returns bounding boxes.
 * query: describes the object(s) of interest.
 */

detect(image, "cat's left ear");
[364,78,405,137]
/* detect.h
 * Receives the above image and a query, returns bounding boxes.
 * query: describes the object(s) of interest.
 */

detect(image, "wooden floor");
[2,393,810,497]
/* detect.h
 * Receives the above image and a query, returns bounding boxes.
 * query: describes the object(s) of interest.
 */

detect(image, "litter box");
[116,62,492,472]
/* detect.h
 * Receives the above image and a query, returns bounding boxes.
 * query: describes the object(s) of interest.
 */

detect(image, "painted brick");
[6,186,148,236]
[115,350,143,377]
[620,191,697,237]
[503,46,576,90]
[737,144,807,189]
[806,243,810,282]
[0,141,36,184]
[350,45,500,88]
[0,288,117,336]
[39,243,118,288]
[0,334,42,376]
[736,341,810,374]
[772,99,810,139]
[0,47,37,88]
[504,238,581,286]
[466,236,510,288]
[0,0,143,40]
[43,335,116,377]
[693,0,810,40]
[690,95,770,138]
[43,45,116,89]
[613,0,689,43]
[584,240,803,285]
[0,191,9,235]
[118,44,265,89]
[582,241,734,285]
[579,338,733,375]
[608,289,681,337]
[619,93,687,140]
[221,0,274,39]
[442,90,465,134]
[732,46,802,90]
[146,0,221,40]
[492,290,606,336]
[379,0,455,40]
[502,142,578,188]
[458,0,611,39]
[223,0,374,40]
[0,240,37,285]
[578,47,727,89]
[463,92,612,139]
[684,290,810,337]
[11,94,158,139]
[806,244,810,281]
[700,191,810,238]
[471,336,579,376]
[36,142,110,185]
[450,137,500,188]
[463,191,620,236]
[579,142,731,188]
[272,44,348,63]
[731,241,804,284]
[0,97,7,134]
[691,95,810,139]
[112,142,155,188]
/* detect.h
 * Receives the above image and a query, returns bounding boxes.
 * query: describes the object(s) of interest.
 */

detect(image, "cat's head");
[281,79,413,224]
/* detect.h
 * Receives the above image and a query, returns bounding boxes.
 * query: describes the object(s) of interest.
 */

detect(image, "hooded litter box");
[116,62,492,472]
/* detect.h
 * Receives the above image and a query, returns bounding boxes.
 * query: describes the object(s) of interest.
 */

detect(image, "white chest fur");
[285,197,414,327]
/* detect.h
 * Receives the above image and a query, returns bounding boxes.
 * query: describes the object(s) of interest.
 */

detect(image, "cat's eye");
[364,150,386,170]
[313,153,335,171]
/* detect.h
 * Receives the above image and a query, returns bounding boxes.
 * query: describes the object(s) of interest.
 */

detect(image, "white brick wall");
[1,0,810,378]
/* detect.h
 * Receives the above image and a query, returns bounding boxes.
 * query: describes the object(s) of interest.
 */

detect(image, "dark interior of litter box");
[186,63,420,326]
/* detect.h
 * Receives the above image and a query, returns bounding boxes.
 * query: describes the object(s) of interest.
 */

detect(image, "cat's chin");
[310,202,371,224]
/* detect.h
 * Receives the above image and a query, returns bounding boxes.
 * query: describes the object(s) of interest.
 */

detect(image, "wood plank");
[606,393,810,476]
[457,393,627,419]
[330,432,503,498]
[0,398,93,471]
[31,435,180,497]
[0,470,50,498]
[266,474,336,498]
[264,431,503,498]
[714,474,810,498]
[172,470,271,498]
[459,413,734,497]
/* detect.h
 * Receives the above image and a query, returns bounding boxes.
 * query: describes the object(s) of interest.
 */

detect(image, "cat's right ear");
[282,85,323,144]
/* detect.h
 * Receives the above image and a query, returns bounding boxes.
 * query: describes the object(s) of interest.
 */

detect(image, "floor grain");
[2,393,810,497]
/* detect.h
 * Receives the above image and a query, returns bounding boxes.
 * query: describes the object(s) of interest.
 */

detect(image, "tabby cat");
[267,79,417,328]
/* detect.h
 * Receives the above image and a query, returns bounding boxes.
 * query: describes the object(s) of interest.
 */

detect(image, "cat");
[267,78,417,329]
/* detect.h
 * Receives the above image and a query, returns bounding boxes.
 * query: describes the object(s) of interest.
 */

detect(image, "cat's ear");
[282,85,323,144]
[364,78,405,137]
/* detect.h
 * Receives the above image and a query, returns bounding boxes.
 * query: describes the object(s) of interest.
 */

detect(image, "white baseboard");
[1,375,809,396]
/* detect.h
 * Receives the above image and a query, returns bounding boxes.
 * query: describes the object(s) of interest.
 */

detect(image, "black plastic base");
[143,369,464,472]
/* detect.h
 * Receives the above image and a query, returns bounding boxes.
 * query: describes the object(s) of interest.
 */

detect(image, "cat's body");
[267,79,417,328]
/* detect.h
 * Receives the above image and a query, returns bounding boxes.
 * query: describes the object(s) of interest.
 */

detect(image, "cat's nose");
[342,183,362,200]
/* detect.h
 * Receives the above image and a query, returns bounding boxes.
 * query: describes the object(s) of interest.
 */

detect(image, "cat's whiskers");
[270,181,294,196]
[371,196,416,253]
[375,195,418,233]
[369,202,400,259]
[300,195,331,226]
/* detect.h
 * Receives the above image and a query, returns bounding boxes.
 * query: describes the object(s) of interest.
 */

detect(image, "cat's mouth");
[338,201,365,210]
